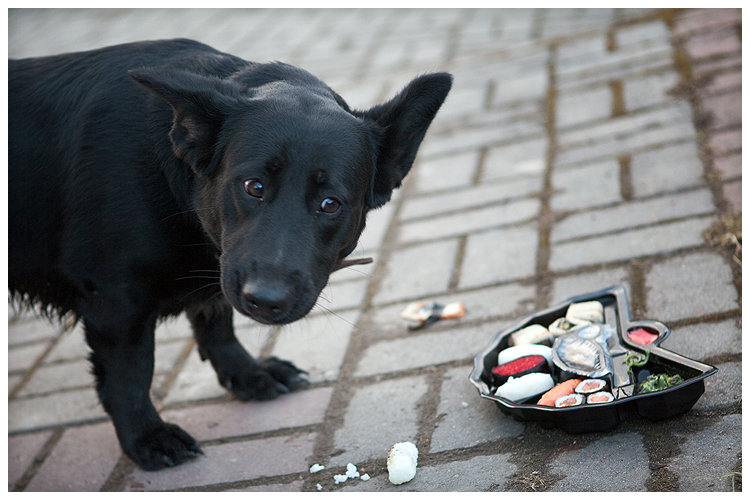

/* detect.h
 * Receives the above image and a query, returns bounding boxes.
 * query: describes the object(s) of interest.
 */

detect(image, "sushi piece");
[575,378,607,395]
[491,354,549,385]
[586,391,615,404]
[552,334,612,379]
[549,317,577,337]
[536,378,582,406]
[400,301,466,330]
[495,373,554,402]
[555,393,584,407]
[566,301,604,325]
[497,343,553,366]
[628,327,659,345]
[387,442,418,485]
[509,324,553,346]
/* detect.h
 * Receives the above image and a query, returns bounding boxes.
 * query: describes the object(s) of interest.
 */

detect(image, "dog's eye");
[320,197,341,214]
[244,179,264,199]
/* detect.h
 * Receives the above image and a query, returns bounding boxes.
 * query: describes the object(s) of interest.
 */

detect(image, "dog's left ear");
[357,73,452,209]
[130,68,241,175]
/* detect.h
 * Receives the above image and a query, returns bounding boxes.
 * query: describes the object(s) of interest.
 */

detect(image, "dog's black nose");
[241,281,292,321]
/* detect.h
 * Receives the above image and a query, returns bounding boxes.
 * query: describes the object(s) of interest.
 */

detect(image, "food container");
[469,284,718,433]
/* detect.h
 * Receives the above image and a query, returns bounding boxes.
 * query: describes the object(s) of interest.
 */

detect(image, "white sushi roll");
[566,301,604,325]
[495,372,554,402]
[549,317,576,337]
[497,343,553,366]
[587,391,615,404]
[509,324,553,346]
[387,442,418,485]
[555,393,584,407]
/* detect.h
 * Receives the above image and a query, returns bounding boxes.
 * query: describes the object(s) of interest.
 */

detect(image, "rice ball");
[387,441,418,485]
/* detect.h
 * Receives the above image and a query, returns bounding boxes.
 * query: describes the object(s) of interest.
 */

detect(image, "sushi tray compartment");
[469,284,717,434]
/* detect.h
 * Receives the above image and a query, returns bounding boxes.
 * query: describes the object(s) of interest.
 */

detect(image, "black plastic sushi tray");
[469,284,718,433]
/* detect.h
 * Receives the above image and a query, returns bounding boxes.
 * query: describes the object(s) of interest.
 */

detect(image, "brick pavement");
[7,8,741,492]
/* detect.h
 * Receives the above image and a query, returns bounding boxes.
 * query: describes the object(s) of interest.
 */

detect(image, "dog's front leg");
[186,297,308,400]
[84,316,202,470]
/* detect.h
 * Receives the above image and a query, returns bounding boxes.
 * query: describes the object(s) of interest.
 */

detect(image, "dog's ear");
[130,68,241,175]
[357,73,452,209]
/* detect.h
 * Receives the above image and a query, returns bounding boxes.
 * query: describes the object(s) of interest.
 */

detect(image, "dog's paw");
[126,422,203,471]
[220,355,308,401]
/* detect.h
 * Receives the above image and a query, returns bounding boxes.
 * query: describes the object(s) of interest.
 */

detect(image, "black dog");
[8,39,451,470]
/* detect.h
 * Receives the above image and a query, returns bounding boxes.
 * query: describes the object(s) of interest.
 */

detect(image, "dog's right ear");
[130,68,241,175]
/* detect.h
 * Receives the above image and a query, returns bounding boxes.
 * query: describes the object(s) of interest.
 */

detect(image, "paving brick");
[374,239,458,305]
[25,423,121,492]
[669,414,741,491]
[227,480,305,492]
[332,376,428,466]
[615,20,670,48]
[550,267,630,305]
[342,453,518,491]
[163,387,333,441]
[629,142,706,197]
[683,28,741,60]
[409,151,479,195]
[699,70,741,97]
[703,91,742,130]
[548,433,649,491]
[9,389,106,432]
[460,224,539,288]
[712,152,741,180]
[271,310,360,384]
[8,431,53,489]
[550,159,622,211]
[623,71,681,111]
[721,179,741,212]
[123,433,316,491]
[692,361,741,411]
[645,252,738,322]
[659,318,740,361]
[45,325,89,363]
[556,84,612,128]
[482,136,547,182]
[707,128,741,156]
[8,341,49,373]
[431,366,524,453]
[673,8,741,36]
[355,321,509,378]
[549,216,712,271]
[312,278,369,314]
[398,198,539,244]
[8,317,61,346]
[402,176,541,221]
[356,198,397,254]
[17,359,93,397]
[551,188,715,242]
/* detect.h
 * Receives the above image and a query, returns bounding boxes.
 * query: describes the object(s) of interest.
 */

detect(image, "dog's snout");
[241,280,293,321]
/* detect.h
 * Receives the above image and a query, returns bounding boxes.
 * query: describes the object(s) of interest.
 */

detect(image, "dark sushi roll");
[491,354,549,386]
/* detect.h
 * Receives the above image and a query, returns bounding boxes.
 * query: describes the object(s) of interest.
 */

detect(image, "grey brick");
[8,342,48,373]
[398,198,539,244]
[482,137,547,182]
[8,317,60,346]
[355,321,509,378]
[661,319,741,361]
[548,433,649,491]
[556,84,612,128]
[25,423,121,492]
[549,217,712,271]
[670,414,741,491]
[332,376,428,466]
[356,198,398,254]
[123,433,316,491]
[645,252,738,322]
[692,361,741,411]
[401,176,541,222]
[550,267,630,305]
[623,71,681,111]
[410,151,479,195]
[615,20,670,48]
[163,387,333,441]
[460,224,539,288]
[431,366,524,453]
[311,278,369,314]
[8,431,53,489]
[550,159,622,211]
[551,188,715,242]
[374,239,458,305]
[17,359,93,397]
[45,325,89,363]
[630,142,707,197]
[271,310,360,384]
[342,453,518,491]
[9,388,106,432]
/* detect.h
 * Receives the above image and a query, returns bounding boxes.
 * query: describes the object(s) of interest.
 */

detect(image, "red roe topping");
[492,355,546,376]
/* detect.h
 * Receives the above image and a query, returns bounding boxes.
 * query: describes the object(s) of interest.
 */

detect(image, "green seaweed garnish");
[638,373,684,393]
[623,350,650,376]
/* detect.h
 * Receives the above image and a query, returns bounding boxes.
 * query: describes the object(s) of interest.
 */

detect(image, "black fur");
[9,39,451,470]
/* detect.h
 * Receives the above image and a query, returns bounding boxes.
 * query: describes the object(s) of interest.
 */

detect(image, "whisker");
[180,282,222,301]
[312,302,357,328]
[175,276,222,281]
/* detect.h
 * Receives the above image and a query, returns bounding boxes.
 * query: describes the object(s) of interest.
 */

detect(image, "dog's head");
[131,63,451,324]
